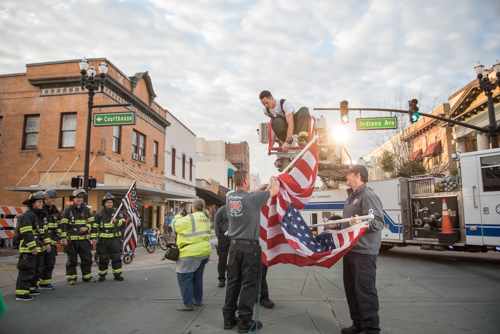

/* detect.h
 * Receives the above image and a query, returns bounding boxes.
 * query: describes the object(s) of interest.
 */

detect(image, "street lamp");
[474,60,500,149]
[79,57,108,198]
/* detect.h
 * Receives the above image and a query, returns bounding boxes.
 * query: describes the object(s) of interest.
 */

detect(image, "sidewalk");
[1,243,500,333]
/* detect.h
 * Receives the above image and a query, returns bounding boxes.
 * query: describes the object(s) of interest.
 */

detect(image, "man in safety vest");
[91,193,125,281]
[60,189,96,284]
[173,199,211,311]
[39,189,62,290]
[15,191,51,301]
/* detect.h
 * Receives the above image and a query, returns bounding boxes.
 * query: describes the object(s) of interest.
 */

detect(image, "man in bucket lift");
[259,90,310,152]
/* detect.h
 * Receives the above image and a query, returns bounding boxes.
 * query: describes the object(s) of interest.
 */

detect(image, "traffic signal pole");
[314,106,498,146]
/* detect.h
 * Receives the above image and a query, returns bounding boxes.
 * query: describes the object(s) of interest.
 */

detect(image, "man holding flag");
[340,165,384,334]
[120,181,139,262]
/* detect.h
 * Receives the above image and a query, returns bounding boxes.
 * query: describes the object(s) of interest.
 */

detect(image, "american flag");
[122,181,139,253]
[260,136,367,268]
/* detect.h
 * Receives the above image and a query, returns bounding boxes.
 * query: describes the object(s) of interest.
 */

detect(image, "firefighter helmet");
[22,191,46,206]
[102,193,116,206]
[43,189,58,199]
[70,188,87,199]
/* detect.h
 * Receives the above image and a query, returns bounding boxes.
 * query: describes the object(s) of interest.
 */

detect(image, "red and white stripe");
[259,134,367,268]
[0,206,27,215]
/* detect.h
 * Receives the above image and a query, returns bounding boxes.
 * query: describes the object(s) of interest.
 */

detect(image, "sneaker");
[238,319,262,333]
[68,279,76,285]
[40,284,55,290]
[114,276,124,281]
[223,319,238,330]
[218,280,226,288]
[99,276,106,282]
[260,297,275,308]
[29,288,41,296]
[16,294,33,301]
[83,277,97,283]
[176,305,193,311]
[297,135,308,146]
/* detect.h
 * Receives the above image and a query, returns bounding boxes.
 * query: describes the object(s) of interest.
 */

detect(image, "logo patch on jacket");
[228,195,243,217]
[353,199,359,205]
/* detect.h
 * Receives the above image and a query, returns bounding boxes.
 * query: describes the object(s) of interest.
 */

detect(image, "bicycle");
[142,229,157,253]
[153,227,168,251]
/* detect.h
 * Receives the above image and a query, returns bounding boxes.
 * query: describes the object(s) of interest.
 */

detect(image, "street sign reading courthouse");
[93,112,136,126]
[356,117,398,131]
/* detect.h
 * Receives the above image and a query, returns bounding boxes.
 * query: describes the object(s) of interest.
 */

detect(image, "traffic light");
[340,100,349,124]
[71,177,82,188]
[409,99,419,123]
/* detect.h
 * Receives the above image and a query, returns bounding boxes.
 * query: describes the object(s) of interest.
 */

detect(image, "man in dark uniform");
[39,189,62,290]
[214,204,230,288]
[340,165,384,334]
[60,189,96,284]
[91,193,125,281]
[222,170,279,333]
[15,191,51,301]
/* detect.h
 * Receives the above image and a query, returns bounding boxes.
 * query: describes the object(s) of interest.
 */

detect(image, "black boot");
[98,276,106,282]
[114,275,124,281]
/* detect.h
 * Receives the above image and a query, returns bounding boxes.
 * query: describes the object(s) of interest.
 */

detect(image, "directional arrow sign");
[93,111,136,127]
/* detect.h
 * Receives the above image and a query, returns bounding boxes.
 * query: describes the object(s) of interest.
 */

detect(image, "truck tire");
[380,245,394,251]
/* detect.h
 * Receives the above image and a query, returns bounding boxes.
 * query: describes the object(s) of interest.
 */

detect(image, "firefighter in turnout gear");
[39,189,62,290]
[91,193,125,282]
[60,189,96,284]
[15,191,52,301]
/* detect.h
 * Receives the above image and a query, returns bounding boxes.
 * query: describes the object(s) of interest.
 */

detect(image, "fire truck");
[258,119,500,252]
[303,148,500,252]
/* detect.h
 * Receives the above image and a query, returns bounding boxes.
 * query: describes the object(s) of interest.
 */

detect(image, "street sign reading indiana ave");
[93,111,136,126]
[356,117,398,131]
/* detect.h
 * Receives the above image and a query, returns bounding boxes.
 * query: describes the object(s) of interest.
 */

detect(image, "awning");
[196,187,225,206]
[410,149,423,161]
[228,168,235,178]
[423,141,442,157]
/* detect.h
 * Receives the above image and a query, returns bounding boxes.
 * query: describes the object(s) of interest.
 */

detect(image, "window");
[132,131,137,154]
[171,147,176,175]
[481,155,500,192]
[132,130,146,158]
[153,141,158,167]
[113,126,121,153]
[59,113,77,148]
[139,133,145,157]
[23,115,40,149]
[189,158,193,181]
[182,154,186,179]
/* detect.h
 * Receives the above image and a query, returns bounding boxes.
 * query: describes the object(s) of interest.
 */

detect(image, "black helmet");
[102,193,116,206]
[22,191,46,206]
[43,189,58,199]
[70,188,87,199]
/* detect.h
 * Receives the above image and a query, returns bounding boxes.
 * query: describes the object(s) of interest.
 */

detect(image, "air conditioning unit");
[132,153,139,160]
[140,156,146,163]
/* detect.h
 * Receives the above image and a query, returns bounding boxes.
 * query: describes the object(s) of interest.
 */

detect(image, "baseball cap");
[342,164,368,178]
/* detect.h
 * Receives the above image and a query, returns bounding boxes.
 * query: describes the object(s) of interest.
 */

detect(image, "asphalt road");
[0,245,499,333]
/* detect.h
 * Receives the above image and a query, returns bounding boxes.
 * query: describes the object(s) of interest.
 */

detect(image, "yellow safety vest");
[173,211,211,259]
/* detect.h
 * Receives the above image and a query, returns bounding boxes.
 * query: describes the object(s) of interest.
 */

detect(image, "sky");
[1,0,499,184]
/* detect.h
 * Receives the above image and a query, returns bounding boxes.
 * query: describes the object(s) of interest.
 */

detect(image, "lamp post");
[474,60,500,149]
[79,58,108,198]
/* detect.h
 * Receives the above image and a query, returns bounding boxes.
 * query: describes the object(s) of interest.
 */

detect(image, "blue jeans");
[177,259,208,307]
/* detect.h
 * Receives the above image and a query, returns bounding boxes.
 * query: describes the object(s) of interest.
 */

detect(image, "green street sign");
[356,117,398,131]
[93,112,136,127]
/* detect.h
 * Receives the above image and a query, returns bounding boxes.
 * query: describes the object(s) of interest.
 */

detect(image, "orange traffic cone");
[441,198,453,233]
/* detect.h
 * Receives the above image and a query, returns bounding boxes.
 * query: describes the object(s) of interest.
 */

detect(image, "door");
[461,154,483,245]
[478,154,500,245]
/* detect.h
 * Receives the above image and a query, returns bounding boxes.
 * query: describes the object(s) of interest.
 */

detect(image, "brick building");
[0,58,196,230]
[225,141,250,173]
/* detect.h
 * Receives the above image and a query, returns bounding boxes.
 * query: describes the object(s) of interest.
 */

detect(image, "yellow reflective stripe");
[83,273,92,279]
[25,241,36,248]
[66,275,77,279]
[60,218,69,224]
[99,270,108,274]
[113,268,122,273]
[16,290,30,294]
[298,131,309,137]
[88,217,95,222]
[20,226,33,233]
